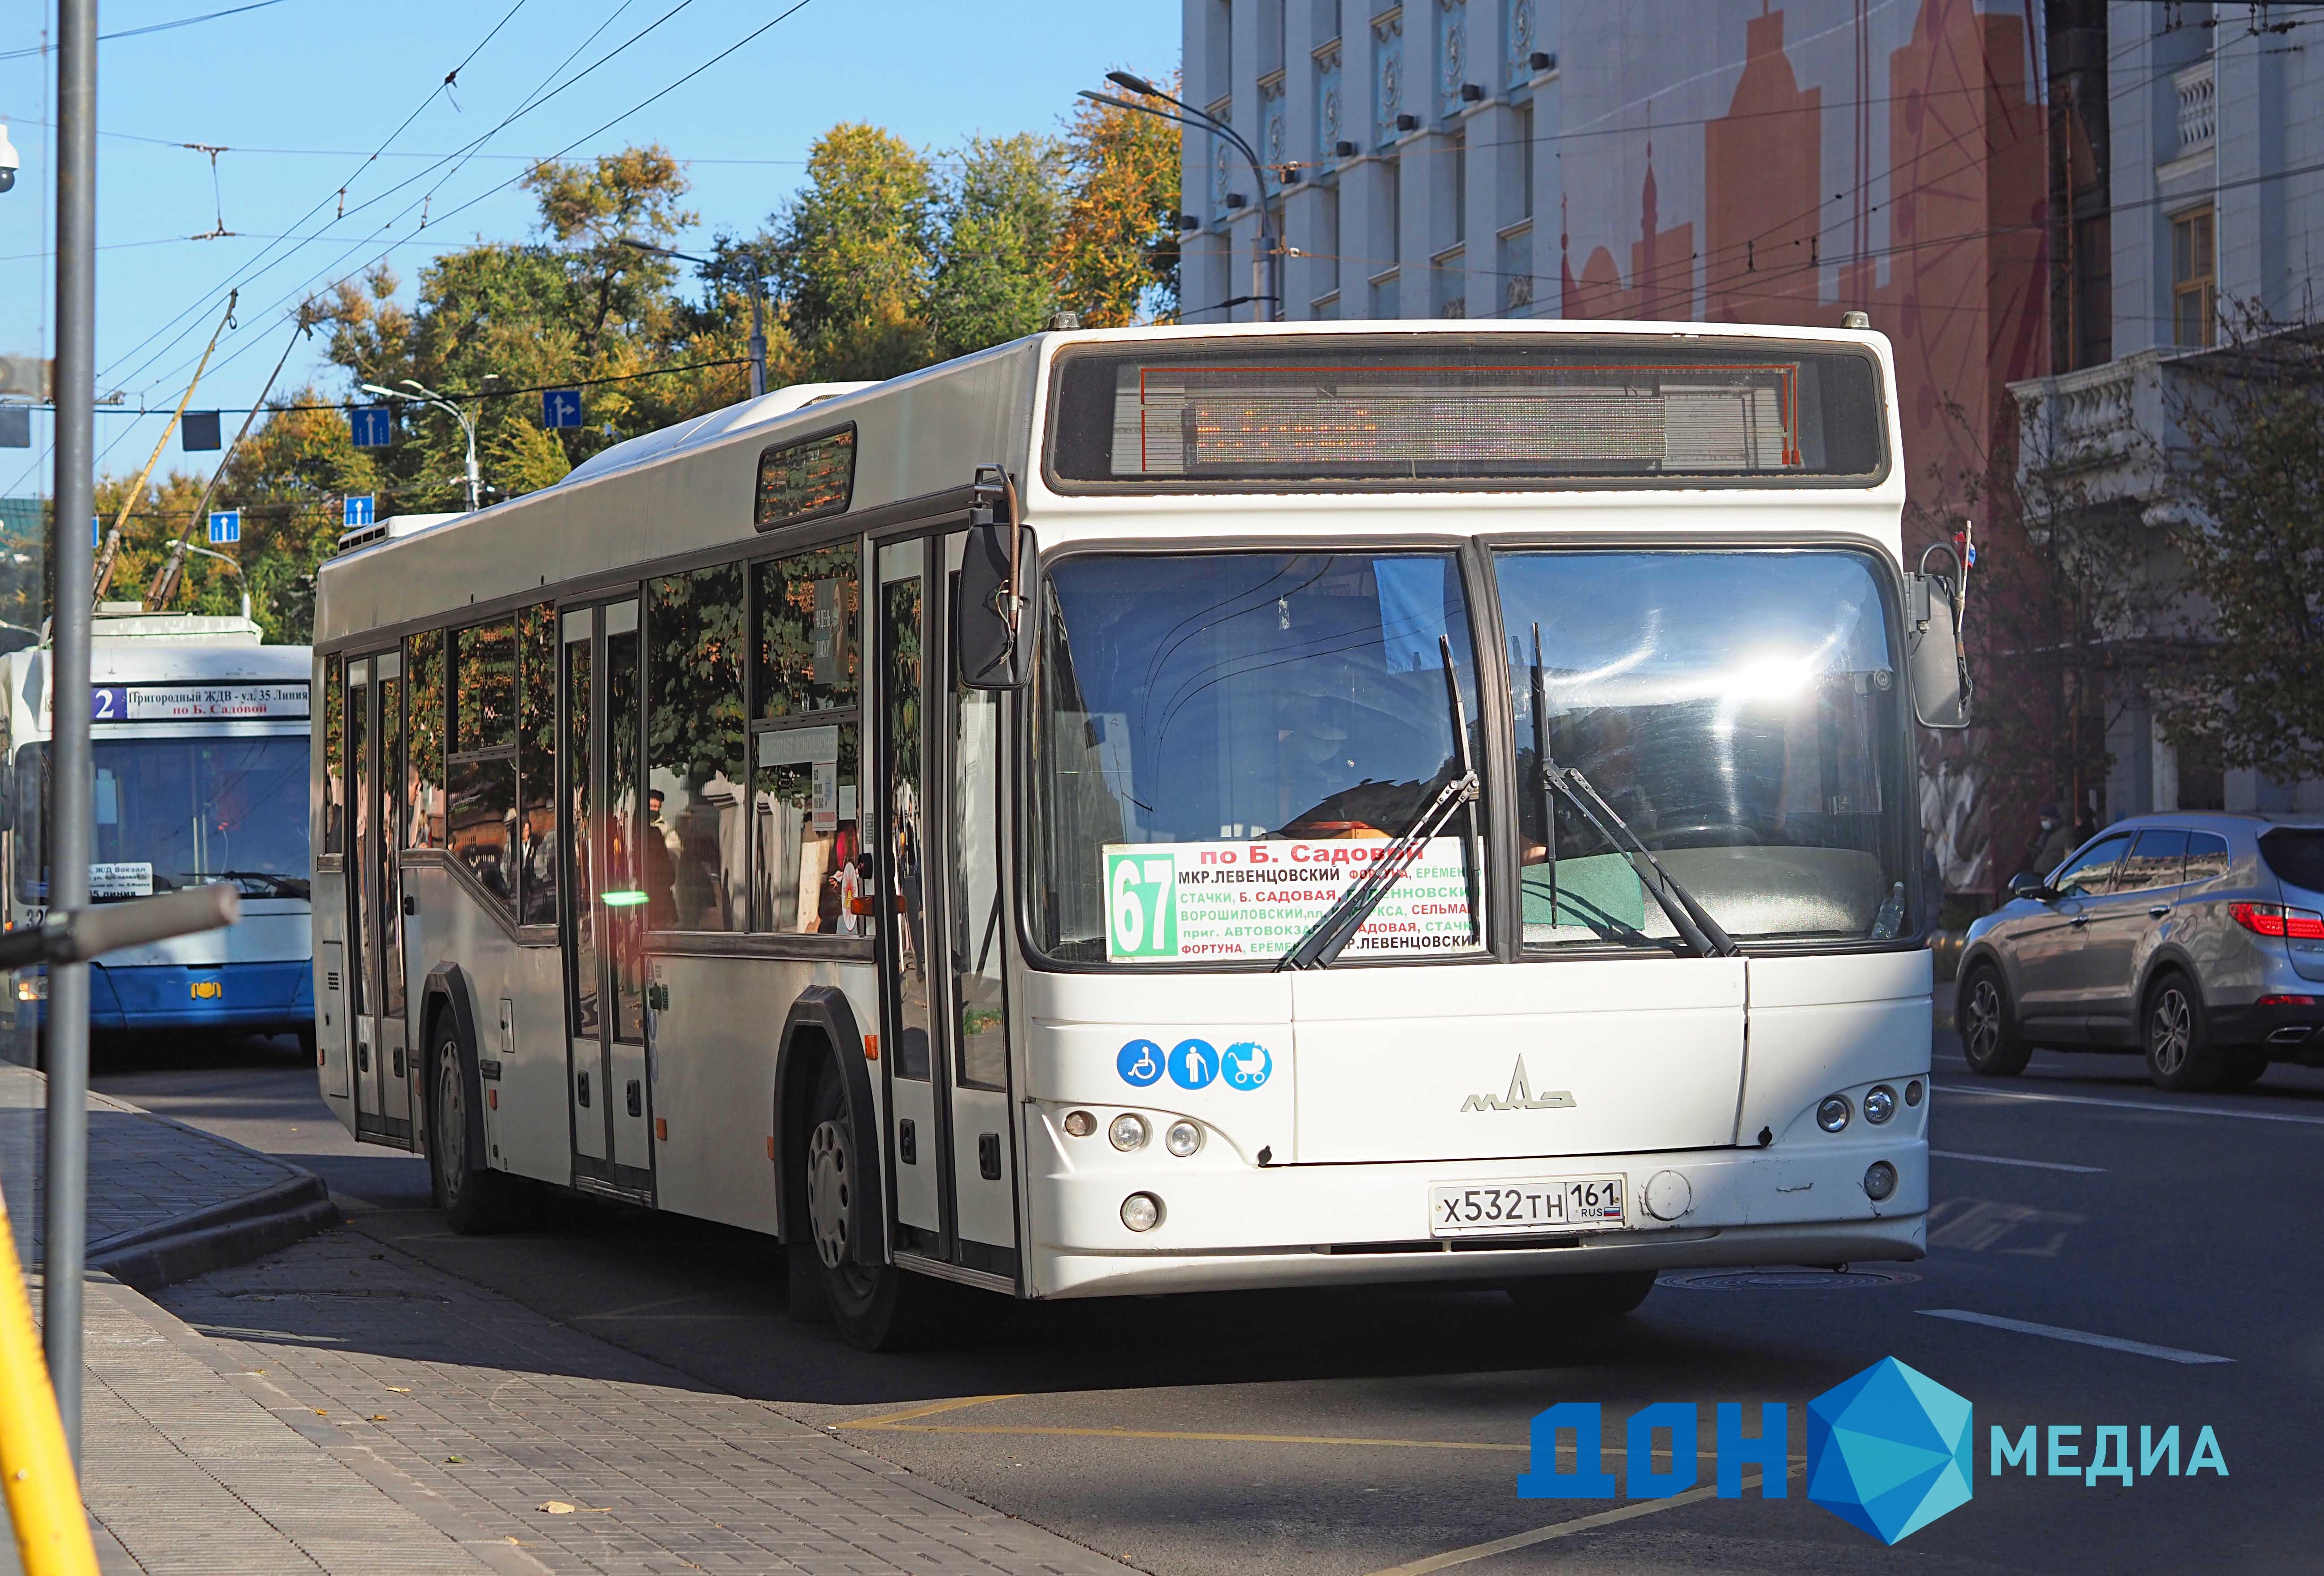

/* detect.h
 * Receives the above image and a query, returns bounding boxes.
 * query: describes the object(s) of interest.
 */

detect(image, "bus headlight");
[1817,1095,1851,1133]
[1108,1113,1149,1152]
[1863,1085,1897,1125]
[1120,1192,1162,1232]
[1863,1161,1898,1202]
[1164,1120,1202,1157]
[1062,1110,1096,1138]
[17,976,45,1001]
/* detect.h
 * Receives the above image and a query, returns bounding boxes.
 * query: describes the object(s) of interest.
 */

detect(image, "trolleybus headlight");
[1816,1095,1851,1133]
[1863,1161,1898,1202]
[1108,1113,1149,1152]
[1062,1110,1096,1139]
[1121,1192,1163,1232]
[1863,1085,1897,1125]
[1164,1120,1202,1157]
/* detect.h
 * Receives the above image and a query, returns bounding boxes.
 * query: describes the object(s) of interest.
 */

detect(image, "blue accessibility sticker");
[1117,1039,1164,1087]
[1168,1038,1219,1090]
[1222,1041,1273,1090]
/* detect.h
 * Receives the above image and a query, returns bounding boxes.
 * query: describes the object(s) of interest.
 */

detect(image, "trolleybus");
[3,604,314,1047]
[312,320,1968,1348]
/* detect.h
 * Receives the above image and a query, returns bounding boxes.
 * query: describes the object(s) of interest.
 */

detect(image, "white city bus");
[0,605,314,1048]
[312,321,1965,1348]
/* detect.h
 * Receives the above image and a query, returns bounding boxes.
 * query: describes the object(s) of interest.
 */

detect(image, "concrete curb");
[90,1171,338,1292]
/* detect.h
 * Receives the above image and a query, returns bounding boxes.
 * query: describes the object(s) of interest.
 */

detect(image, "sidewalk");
[0,1061,335,1288]
[1,1067,1128,1575]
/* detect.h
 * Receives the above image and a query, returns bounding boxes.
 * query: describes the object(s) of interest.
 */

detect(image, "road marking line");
[844,1393,1023,1429]
[1930,1149,2107,1174]
[1364,1474,1754,1575]
[1934,1083,2324,1127]
[571,1291,732,1321]
[1918,1309,2233,1364]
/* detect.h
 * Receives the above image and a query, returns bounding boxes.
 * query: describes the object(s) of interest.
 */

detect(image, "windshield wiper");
[206,870,311,899]
[1278,637,1481,971]
[1530,623,1739,960]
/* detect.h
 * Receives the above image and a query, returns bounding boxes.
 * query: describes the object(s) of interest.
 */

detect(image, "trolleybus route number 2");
[1102,839,1475,962]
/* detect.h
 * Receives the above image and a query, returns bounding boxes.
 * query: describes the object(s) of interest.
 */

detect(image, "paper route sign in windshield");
[1102,838,1476,962]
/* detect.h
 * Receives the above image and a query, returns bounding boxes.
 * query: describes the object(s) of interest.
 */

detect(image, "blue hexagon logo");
[1805,1357,1973,1545]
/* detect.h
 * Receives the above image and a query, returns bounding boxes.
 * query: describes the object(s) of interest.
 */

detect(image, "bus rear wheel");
[801,1070,938,1351]
[1505,1269,1657,1324]
[429,1026,523,1234]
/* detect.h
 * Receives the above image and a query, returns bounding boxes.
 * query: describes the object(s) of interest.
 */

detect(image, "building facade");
[2011,2,2324,826]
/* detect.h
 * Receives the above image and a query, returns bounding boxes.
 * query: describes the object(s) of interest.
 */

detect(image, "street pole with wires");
[1081,73,1281,320]
[617,237,766,398]
[47,0,97,1464]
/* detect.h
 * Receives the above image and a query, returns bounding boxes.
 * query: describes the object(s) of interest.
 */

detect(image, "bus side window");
[647,566,746,932]
[447,619,518,913]
[405,630,444,850]
[323,653,344,856]
[749,543,862,937]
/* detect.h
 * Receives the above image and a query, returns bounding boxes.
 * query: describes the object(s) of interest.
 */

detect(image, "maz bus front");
[312,322,1966,1349]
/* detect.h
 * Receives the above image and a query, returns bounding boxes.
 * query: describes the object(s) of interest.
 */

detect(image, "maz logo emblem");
[1461,1056,1575,1113]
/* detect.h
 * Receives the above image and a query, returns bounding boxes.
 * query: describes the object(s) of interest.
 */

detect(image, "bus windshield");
[16,736,311,901]
[1500,549,1908,945]
[1032,551,1485,965]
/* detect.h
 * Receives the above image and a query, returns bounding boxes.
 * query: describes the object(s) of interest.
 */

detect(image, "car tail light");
[2229,901,2324,939]
[2258,994,2317,1007]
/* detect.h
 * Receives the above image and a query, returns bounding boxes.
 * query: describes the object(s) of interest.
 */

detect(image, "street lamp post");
[1082,72,1281,320]
[619,238,767,399]
[361,379,481,511]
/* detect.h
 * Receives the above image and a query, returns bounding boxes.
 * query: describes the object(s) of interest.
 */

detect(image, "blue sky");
[0,0,1179,498]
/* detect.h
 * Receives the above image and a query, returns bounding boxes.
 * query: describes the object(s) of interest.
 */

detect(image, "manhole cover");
[1656,1267,1921,1291]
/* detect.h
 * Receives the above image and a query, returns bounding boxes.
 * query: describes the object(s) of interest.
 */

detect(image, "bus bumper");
[61,960,315,1035]
[1022,1123,1929,1300]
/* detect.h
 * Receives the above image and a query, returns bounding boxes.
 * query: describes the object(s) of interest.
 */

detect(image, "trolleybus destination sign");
[91,682,311,722]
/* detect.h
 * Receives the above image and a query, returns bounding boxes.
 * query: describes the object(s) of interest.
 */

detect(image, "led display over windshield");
[1048,337,1886,489]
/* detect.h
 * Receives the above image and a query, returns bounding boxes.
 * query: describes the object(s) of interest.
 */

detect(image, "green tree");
[1051,71,1182,325]
[2162,315,2324,781]
[927,134,1067,359]
[768,124,935,382]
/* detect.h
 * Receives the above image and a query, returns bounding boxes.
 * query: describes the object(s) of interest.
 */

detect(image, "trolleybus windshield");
[16,735,311,901]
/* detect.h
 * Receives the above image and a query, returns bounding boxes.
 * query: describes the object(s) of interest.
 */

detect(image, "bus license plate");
[1429,1176,1626,1237]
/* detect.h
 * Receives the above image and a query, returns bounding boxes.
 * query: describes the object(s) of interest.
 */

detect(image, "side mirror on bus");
[1905,547,1971,729]
[955,515,1035,692]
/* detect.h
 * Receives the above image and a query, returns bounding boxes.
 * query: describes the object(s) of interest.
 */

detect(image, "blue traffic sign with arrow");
[343,494,375,528]
[541,388,582,429]
[208,510,239,545]
[349,406,393,447]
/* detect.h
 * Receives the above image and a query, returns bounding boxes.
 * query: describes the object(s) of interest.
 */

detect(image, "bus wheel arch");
[772,987,883,1263]
[420,964,491,1176]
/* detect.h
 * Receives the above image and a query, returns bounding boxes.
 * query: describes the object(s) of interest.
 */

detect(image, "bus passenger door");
[374,649,410,1134]
[559,600,655,1199]
[871,535,1019,1289]
[347,653,408,1144]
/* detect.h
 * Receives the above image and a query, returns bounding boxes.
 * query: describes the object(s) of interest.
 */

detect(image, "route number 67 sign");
[1106,850,1179,959]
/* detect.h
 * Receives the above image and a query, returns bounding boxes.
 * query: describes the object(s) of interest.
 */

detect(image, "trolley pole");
[46,0,98,1463]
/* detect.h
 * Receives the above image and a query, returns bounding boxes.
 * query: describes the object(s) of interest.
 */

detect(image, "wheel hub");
[1967,981,1999,1055]
[806,1119,852,1270]
[2151,992,2191,1073]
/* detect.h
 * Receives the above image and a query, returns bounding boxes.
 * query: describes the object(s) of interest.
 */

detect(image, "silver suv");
[1955,813,2324,1090]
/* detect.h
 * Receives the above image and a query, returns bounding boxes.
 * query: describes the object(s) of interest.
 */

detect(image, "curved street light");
[1081,71,1282,320]
[361,377,483,511]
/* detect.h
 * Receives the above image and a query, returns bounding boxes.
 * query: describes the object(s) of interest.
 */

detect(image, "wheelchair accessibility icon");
[1116,1039,1164,1087]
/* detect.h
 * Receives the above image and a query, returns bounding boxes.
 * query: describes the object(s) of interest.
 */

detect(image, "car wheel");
[1958,964,2032,1077]
[2143,974,2220,1092]
[802,1070,940,1351]
[430,1025,523,1233]
[2218,1051,2268,1088]
[1506,1270,1657,1324]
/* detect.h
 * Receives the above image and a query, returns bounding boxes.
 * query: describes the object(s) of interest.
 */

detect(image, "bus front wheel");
[799,1069,937,1351]
[429,1026,523,1234]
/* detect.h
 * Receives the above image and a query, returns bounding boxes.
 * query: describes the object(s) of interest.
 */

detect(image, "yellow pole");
[0,1182,99,1576]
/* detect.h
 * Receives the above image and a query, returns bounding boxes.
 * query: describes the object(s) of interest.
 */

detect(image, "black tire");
[1505,1270,1657,1324]
[1958,963,2033,1077]
[2143,973,2220,1092]
[802,1069,938,1351]
[2219,1051,2268,1088]
[429,1024,524,1233]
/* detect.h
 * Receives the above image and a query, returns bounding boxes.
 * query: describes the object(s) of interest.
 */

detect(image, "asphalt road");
[94,1028,2324,1575]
